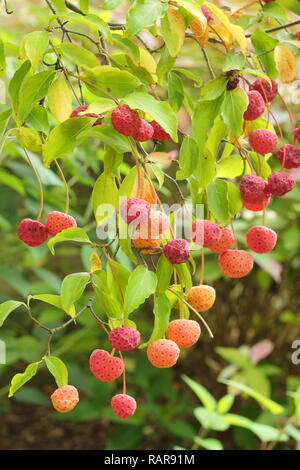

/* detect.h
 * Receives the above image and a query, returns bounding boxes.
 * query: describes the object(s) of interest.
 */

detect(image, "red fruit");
[246,225,277,254]
[266,171,296,197]
[244,90,265,121]
[243,197,270,211]
[45,211,77,236]
[201,5,212,22]
[240,174,267,204]
[131,119,154,142]
[17,218,48,247]
[89,349,124,382]
[150,120,171,140]
[294,126,300,143]
[192,220,222,248]
[147,339,180,368]
[218,249,254,278]
[50,385,79,413]
[277,144,300,169]
[70,105,102,126]
[120,198,151,226]
[109,327,141,351]
[163,239,190,265]
[249,129,278,155]
[111,394,137,419]
[296,32,300,41]
[251,78,278,103]
[166,319,201,348]
[209,228,235,253]
[111,105,140,136]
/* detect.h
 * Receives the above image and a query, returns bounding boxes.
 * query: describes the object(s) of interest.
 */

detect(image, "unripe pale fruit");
[109,326,141,351]
[192,220,222,248]
[50,385,79,413]
[244,90,265,121]
[252,78,278,103]
[249,129,278,155]
[89,349,124,382]
[240,174,267,204]
[209,228,235,254]
[111,394,137,419]
[277,145,300,169]
[147,339,180,368]
[166,319,201,348]
[163,239,190,265]
[186,285,216,312]
[266,171,296,197]
[132,229,161,253]
[218,249,254,278]
[45,211,77,236]
[17,218,48,247]
[246,225,277,254]
[120,197,151,226]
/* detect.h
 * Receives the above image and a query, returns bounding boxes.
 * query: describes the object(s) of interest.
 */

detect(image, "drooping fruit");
[186,285,216,312]
[163,239,190,264]
[209,228,235,254]
[111,394,137,419]
[218,249,254,278]
[45,211,77,236]
[147,339,180,368]
[192,220,222,248]
[89,349,124,382]
[246,225,277,254]
[50,385,79,413]
[108,327,141,351]
[17,219,48,247]
[166,319,201,348]
[120,198,151,226]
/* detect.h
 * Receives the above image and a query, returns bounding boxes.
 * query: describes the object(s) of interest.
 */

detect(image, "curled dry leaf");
[146,152,173,165]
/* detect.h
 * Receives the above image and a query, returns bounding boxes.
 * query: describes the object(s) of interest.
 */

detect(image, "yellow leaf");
[138,47,157,84]
[208,24,233,50]
[47,75,72,122]
[16,127,42,152]
[89,250,102,273]
[146,152,172,165]
[274,45,296,83]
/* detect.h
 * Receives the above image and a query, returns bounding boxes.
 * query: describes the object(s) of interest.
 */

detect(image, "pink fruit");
[50,385,79,413]
[294,126,300,143]
[218,249,254,278]
[244,90,265,121]
[111,394,137,419]
[111,105,140,136]
[266,171,296,197]
[70,105,102,126]
[45,211,77,236]
[201,5,212,22]
[109,327,141,351]
[209,228,235,253]
[131,119,154,142]
[147,339,180,368]
[166,319,201,348]
[17,218,48,247]
[163,239,190,264]
[89,349,124,382]
[150,120,171,140]
[249,129,278,154]
[243,197,270,211]
[240,174,267,204]
[246,225,277,254]
[120,198,151,226]
[277,144,300,169]
[139,210,170,237]
[192,220,222,248]
[251,78,278,103]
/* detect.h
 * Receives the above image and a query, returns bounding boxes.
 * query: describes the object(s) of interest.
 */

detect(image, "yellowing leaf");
[146,152,172,165]
[209,25,233,49]
[16,127,42,152]
[160,7,186,57]
[190,21,209,48]
[90,250,102,273]
[274,45,296,83]
[47,75,72,122]
[138,47,157,83]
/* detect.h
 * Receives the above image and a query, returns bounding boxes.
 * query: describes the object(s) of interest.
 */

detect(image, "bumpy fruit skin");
[294,126,300,143]
[246,225,277,254]
[192,220,222,248]
[218,249,254,278]
[140,210,169,237]
[209,228,235,253]
[111,105,140,136]
[147,339,180,368]
[252,78,278,103]
[150,120,171,140]
[266,171,296,197]
[120,198,151,225]
[163,239,190,265]
[186,285,216,312]
[244,90,265,121]
[109,327,141,351]
[17,219,48,247]
[240,174,267,204]
[111,394,137,419]
[201,5,212,22]
[131,119,154,142]
[70,105,102,126]
[45,211,77,236]
[89,349,124,382]
[243,197,270,211]
[50,385,79,413]
[277,145,300,169]
[166,319,201,348]
[249,129,278,155]
[132,230,161,253]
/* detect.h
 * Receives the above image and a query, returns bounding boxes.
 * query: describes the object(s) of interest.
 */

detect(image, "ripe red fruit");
[147,339,180,368]
[209,228,235,253]
[243,197,270,211]
[244,90,265,121]
[17,218,48,247]
[111,394,137,419]
[294,126,300,143]
[266,171,296,197]
[166,319,201,348]
[50,385,79,413]
[296,32,300,41]
[111,105,140,136]
[192,220,222,248]
[150,120,171,140]
[240,174,267,204]
[131,118,154,142]
[218,249,254,278]
[70,105,102,126]
[246,225,277,254]
[89,349,124,382]
[45,211,77,236]
[201,5,212,22]
[251,78,278,103]
[186,285,216,312]
[120,198,151,226]
[277,144,300,169]
[163,239,190,264]
[249,129,278,154]
[109,326,141,351]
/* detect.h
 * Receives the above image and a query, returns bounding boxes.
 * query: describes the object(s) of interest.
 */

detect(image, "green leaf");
[194,407,229,431]
[0,169,25,195]
[124,266,157,317]
[216,154,244,179]
[227,181,242,217]
[182,375,217,410]
[0,38,5,77]
[217,394,235,414]
[221,88,249,137]
[168,71,184,112]
[251,28,278,78]
[47,75,72,122]
[82,66,141,98]
[20,31,49,70]
[52,12,112,42]
[175,263,192,291]
[207,179,229,226]
[216,346,252,368]
[85,98,117,115]
[45,356,68,387]
[156,255,173,293]
[9,362,40,397]
[126,0,167,36]
[222,50,246,72]
[224,413,288,442]
[92,172,119,224]
[43,117,94,166]
[48,227,92,254]
[8,60,31,115]
[30,294,75,317]
[80,0,89,13]
[277,0,300,14]
[81,124,131,153]
[16,127,42,152]
[176,136,198,180]
[160,7,186,57]
[194,437,223,451]
[146,293,171,345]
[56,43,99,68]
[192,97,223,154]
[26,105,50,133]
[200,76,227,101]
[123,92,178,142]
[107,260,131,305]
[0,300,24,327]
[61,272,90,313]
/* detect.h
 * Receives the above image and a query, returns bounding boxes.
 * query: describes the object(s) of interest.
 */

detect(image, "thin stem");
[119,351,126,394]
[67,71,119,104]
[101,246,125,304]
[23,148,44,221]
[202,48,215,79]
[230,220,238,249]
[88,304,110,335]
[55,160,70,214]
[199,248,205,285]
